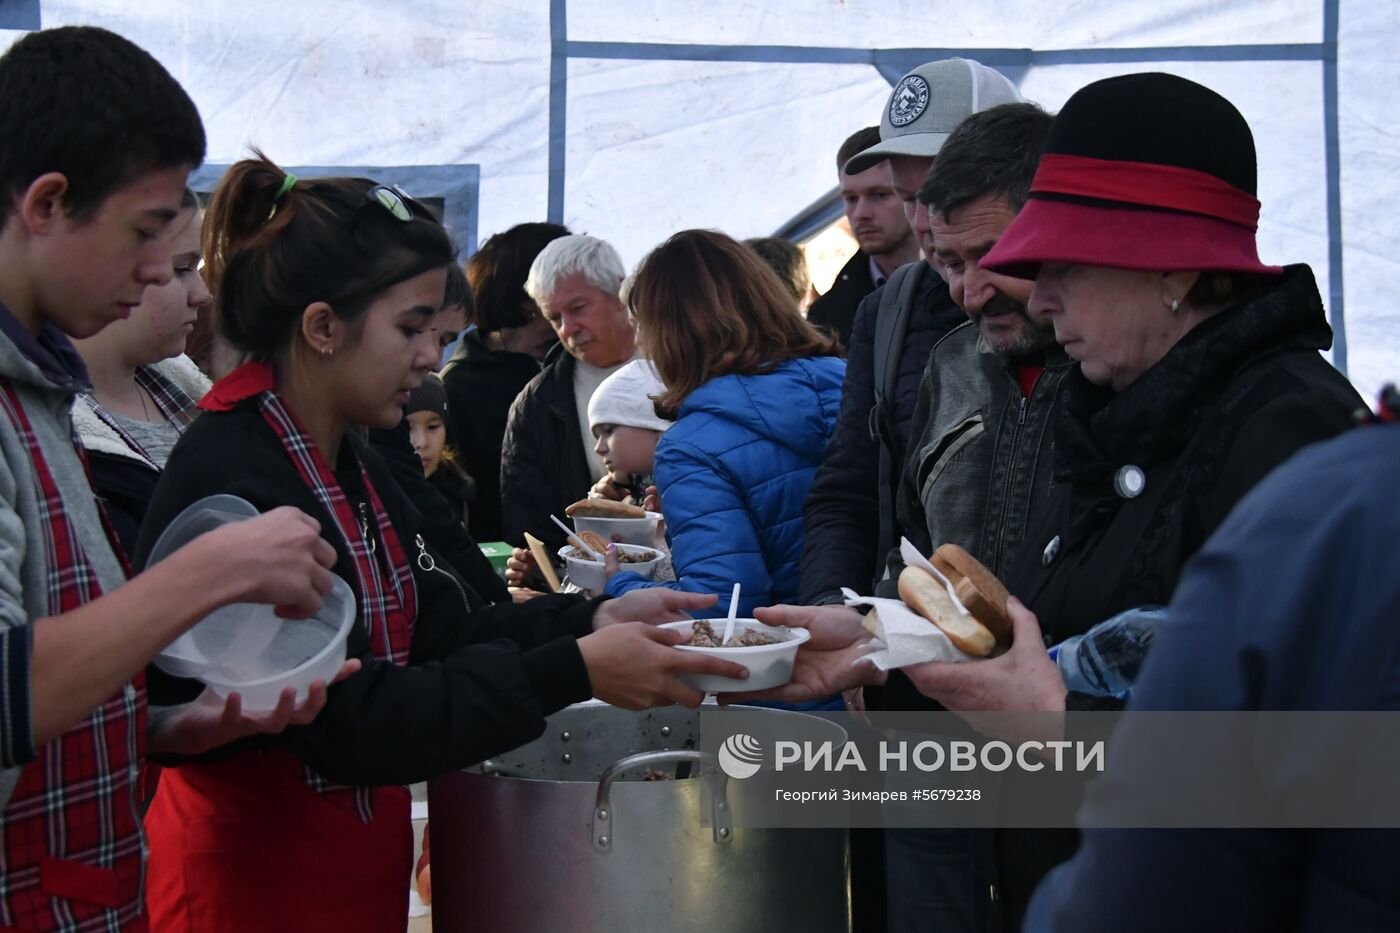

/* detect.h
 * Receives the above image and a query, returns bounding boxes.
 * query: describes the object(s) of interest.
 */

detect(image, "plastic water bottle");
[1049,606,1168,700]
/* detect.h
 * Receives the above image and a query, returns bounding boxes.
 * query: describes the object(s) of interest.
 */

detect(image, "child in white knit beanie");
[587,359,675,584]
[586,358,670,504]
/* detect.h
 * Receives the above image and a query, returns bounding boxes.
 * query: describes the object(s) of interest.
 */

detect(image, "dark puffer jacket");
[799,262,966,604]
[991,264,1366,932]
[498,342,594,553]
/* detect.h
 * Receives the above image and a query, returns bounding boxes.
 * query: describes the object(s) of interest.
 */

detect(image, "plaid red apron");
[253,385,417,821]
[144,362,417,931]
[0,382,146,932]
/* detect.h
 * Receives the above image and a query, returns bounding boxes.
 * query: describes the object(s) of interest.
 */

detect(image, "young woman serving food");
[136,156,744,931]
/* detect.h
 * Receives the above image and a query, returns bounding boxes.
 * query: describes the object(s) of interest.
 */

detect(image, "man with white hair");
[500,234,636,555]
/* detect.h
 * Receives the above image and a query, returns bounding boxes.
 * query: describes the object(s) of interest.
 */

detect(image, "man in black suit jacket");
[807,126,919,346]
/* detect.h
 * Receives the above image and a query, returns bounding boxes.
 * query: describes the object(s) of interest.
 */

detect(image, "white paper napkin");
[841,538,978,670]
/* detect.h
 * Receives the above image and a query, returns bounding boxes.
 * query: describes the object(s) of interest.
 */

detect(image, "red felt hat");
[983,73,1284,278]
[984,192,1283,279]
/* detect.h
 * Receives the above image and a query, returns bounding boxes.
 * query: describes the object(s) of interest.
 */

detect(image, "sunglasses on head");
[344,183,428,251]
[360,184,419,222]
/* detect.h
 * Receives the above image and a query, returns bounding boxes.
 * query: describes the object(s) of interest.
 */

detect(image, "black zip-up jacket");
[868,320,1072,712]
[498,342,594,553]
[85,452,158,560]
[799,262,965,604]
[893,320,1072,579]
[136,402,597,787]
[366,418,509,605]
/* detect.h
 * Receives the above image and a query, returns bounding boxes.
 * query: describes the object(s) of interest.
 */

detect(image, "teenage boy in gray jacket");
[0,27,337,928]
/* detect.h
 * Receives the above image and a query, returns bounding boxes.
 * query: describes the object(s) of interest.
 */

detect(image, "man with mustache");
[807,126,919,347]
[880,101,1065,594]
[499,235,635,558]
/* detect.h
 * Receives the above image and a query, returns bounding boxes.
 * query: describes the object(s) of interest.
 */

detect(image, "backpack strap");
[871,263,922,424]
[868,262,925,581]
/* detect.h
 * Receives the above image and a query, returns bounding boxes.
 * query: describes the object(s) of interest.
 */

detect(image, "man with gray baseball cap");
[802,57,1023,602]
[799,57,1023,933]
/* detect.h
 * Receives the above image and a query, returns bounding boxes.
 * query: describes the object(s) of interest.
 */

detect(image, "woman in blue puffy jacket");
[604,230,845,616]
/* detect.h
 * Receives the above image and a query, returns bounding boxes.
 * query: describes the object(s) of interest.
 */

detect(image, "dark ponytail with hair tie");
[203,150,454,361]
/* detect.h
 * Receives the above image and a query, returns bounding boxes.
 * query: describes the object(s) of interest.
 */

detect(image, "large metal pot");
[428,702,851,932]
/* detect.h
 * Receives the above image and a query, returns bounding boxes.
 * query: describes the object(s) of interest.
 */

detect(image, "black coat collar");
[536,341,580,421]
[1055,264,1332,484]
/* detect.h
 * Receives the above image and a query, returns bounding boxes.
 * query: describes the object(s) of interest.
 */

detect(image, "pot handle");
[591,750,732,852]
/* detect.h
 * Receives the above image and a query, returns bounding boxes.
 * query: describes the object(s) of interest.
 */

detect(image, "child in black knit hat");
[406,373,474,528]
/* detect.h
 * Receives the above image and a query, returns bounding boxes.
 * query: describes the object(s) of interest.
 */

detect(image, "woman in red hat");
[960,72,1365,668]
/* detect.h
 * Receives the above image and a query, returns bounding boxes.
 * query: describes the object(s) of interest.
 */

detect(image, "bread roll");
[897,565,996,657]
[861,605,882,637]
[565,498,646,518]
[577,530,610,554]
[930,544,1013,646]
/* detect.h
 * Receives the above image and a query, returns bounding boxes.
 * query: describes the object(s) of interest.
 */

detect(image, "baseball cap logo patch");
[889,74,930,127]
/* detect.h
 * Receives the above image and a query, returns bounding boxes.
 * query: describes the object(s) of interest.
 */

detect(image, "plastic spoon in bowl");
[550,514,604,561]
[721,583,741,646]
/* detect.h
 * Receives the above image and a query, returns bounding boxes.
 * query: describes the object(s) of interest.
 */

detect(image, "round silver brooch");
[1114,465,1146,499]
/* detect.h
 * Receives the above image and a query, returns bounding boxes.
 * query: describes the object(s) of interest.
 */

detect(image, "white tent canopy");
[2,0,1395,399]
